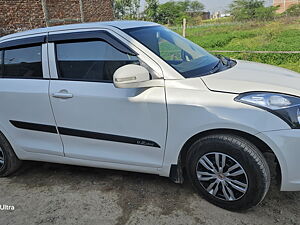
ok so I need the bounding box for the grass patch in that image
[171,17,300,72]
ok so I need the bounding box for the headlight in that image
[235,92,300,129]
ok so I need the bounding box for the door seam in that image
[46,40,66,156]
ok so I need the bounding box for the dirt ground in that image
[0,160,299,225]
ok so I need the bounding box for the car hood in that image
[201,60,300,96]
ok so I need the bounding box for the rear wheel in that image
[0,133,22,177]
[186,134,270,211]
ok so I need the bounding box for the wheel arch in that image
[0,125,22,159]
[177,128,282,184]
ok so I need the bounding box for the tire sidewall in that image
[0,143,8,175]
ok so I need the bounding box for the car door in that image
[47,30,167,168]
[0,36,64,156]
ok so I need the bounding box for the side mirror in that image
[113,64,164,88]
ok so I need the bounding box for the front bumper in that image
[256,129,300,191]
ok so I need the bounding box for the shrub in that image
[229,0,264,21]
[255,6,278,21]
[284,4,300,17]
[229,0,278,21]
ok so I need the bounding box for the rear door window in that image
[0,50,2,75]
[2,45,42,78]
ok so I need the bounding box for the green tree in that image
[113,0,140,19]
[177,0,190,12]
[188,0,205,20]
[157,1,189,25]
[255,6,278,21]
[113,0,125,19]
[145,0,159,22]
[229,0,264,21]
[157,2,180,25]
[189,1,205,13]
[132,0,141,18]
[156,0,204,25]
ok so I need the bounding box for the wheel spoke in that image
[213,181,220,196]
[227,178,248,188]
[215,153,220,171]
[200,156,217,173]
[227,169,244,177]
[207,179,218,194]
[225,183,236,200]
[0,148,4,167]
[225,164,239,174]
[199,177,216,181]
[221,182,230,200]
[197,171,216,181]
[226,180,247,193]
[220,154,226,173]
[197,171,215,176]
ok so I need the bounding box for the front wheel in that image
[186,134,270,211]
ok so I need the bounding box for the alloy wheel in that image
[0,147,5,170]
[196,152,248,201]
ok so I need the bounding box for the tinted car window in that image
[56,41,139,82]
[3,46,42,78]
[0,50,2,75]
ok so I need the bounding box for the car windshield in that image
[124,25,220,78]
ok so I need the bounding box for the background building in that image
[0,0,114,36]
[273,0,299,13]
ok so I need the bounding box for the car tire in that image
[186,134,270,211]
[0,132,22,177]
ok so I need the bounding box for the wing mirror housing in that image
[113,64,164,88]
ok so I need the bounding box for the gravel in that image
[0,160,299,225]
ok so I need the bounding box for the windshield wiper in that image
[216,55,236,68]
[209,59,223,74]
[208,55,237,75]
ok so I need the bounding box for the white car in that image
[0,21,299,211]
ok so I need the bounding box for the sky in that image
[140,0,274,13]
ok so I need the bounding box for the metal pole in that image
[41,0,50,27]
[182,18,186,38]
[79,0,85,23]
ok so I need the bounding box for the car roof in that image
[0,20,157,41]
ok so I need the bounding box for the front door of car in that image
[47,31,167,168]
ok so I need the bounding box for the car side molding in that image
[10,120,161,148]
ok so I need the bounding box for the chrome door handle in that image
[52,90,73,99]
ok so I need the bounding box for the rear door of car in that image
[0,35,64,156]
[47,29,168,168]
